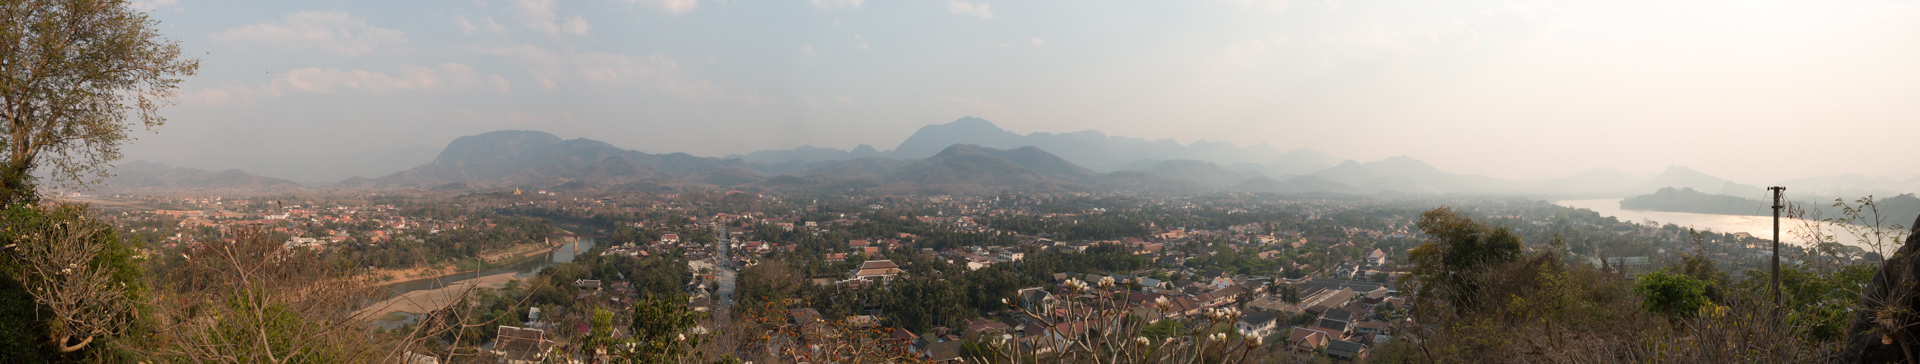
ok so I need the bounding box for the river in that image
[367,238,598,328]
[380,237,598,295]
[1555,199,1897,252]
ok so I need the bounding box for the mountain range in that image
[730,117,1342,175]
[96,161,306,193]
[104,117,1920,200]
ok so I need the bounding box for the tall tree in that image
[1403,207,1523,312]
[0,0,198,203]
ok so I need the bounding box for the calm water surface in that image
[1555,199,1893,252]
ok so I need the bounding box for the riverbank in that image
[355,272,519,322]
[363,243,551,284]
[1556,198,1894,251]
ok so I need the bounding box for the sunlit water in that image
[1555,199,1900,253]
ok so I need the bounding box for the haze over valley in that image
[106,116,1920,207]
[7,0,1920,362]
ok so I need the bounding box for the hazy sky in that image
[129,0,1920,183]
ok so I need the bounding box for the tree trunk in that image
[54,332,92,353]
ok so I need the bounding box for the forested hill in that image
[1619,187,1769,215]
[1621,188,1920,225]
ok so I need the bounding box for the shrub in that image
[1635,272,1709,316]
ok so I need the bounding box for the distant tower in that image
[514,188,522,195]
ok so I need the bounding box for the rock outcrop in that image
[1835,214,1920,363]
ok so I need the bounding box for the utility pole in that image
[1769,186,1785,322]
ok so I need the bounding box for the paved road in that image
[712,222,739,322]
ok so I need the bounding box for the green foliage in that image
[1741,263,1875,342]
[0,0,200,203]
[0,203,148,361]
[1139,319,1185,340]
[620,295,727,364]
[0,274,51,362]
[1277,284,1302,305]
[880,276,971,333]
[334,210,554,270]
[585,307,615,356]
[1405,207,1524,311]
[527,262,591,307]
[200,288,345,362]
[581,250,691,298]
[736,260,803,317]
[1634,272,1709,316]
[1182,245,1284,276]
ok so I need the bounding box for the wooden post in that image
[1769,186,1784,324]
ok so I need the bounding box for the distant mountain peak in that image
[887,118,1025,159]
[104,161,304,192]
[433,130,562,165]
[355,129,764,189]
[1007,145,1049,154]
[933,143,990,158]
[949,116,999,129]
[1627,165,1752,196]
[746,116,1336,173]
[1656,165,1706,175]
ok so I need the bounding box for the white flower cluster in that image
[1204,307,1240,321]
[1063,278,1088,292]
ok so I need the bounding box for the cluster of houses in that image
[100,198,479,250]
[1245,278,1405,360]
[776,307,967,363]
[911,267,1410,361]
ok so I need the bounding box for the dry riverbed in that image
[356,272,519,322]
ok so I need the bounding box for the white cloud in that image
[130,0,180,12]
[473,44,745,100]
[1204,38,1268,73]
[1222,0,1289,13]
[453,15,510,36]
[188,88,238,106]
[1029,37,1045,47]
[619,0,701,15]
[948,1,994,19]
[182,83,270,107]
[803,44,819,56]
[275,63,510,94]
[855,34,869,50]
[511,0,591,36]
[181,64,508,107]
[209,11,409,56]
[809,0,865,10]
[561,16,591,34]
[836,96,854,104]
